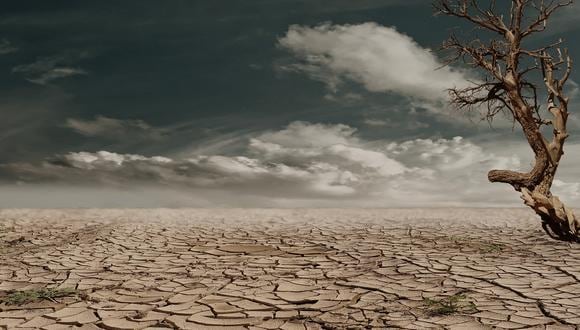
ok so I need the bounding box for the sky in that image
[0,0,579,208]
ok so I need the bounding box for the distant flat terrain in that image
[1,208,579,329]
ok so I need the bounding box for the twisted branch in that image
[436,0,578,241]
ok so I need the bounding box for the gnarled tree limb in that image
[435,0,578,242]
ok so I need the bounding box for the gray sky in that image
[1,0,579,208]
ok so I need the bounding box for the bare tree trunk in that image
[522,175,579,242]
[490,160,578,241]
[488,105,579,241]
[435,0,578,241]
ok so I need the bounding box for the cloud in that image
[278,23,472,102]
[65,116,163,140]
[248,122,407,178]
[12,53,88,85]
[553,179,580,200]
[252,121,359,149]
[28,68,87,85]
[363,118,429,130]
[0,39,18,55]
[4,121,573,208]
[1,151,360,198]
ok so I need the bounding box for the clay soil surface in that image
[1,208,580,329]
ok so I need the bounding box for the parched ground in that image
[1,209,580,330]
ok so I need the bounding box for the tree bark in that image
[435,0,578,241]
[488,105,579,241]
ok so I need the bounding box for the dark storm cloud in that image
[0,0,451,160]
[0,39,18,55]
[0,1,579,207]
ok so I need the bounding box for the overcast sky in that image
[1,0,579,208]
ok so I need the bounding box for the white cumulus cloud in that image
[3,121,571,208]
[278,22,472,102]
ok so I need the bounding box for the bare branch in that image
[522,0,574,37]
[436,0,578,241]
[434,0,510,34]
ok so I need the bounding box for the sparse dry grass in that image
[1,288,78,305]
[423,293,477,316]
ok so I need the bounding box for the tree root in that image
[520,188,580,242]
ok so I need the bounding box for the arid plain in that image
[1,208,580,329]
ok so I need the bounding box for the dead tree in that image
[435,0,579,241]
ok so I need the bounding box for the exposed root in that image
[521,188,580,242]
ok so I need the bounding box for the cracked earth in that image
[1,208,580,330]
